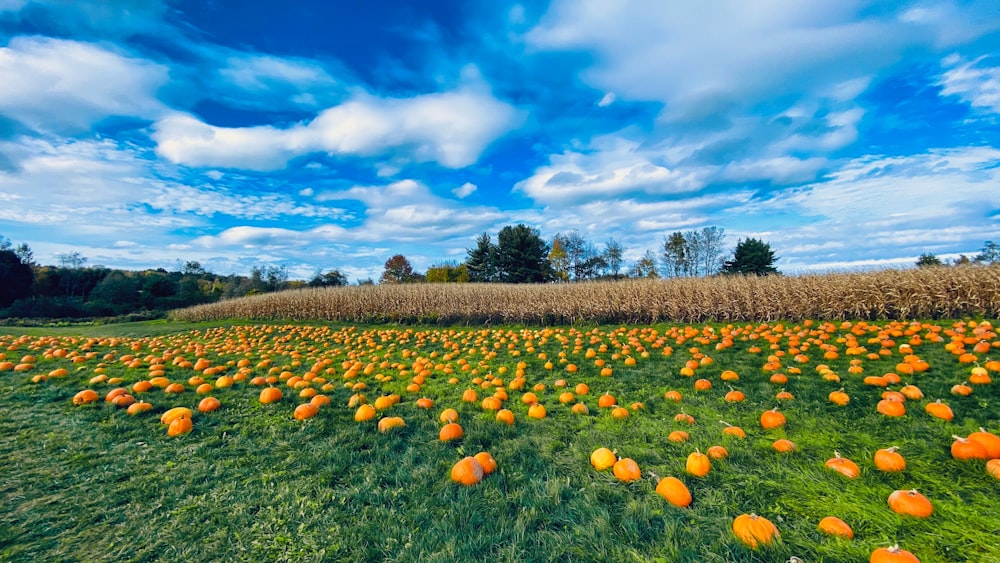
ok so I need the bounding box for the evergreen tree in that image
[494,224,553,283]
[721,238,779,276]
[916,253,943,268]
[466,232,498,282]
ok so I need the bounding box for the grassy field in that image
[1,319,999,562]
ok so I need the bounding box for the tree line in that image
[380,224,780,285]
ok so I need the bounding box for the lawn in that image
[1,319,998,562]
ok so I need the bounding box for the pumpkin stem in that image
[720,420,732,427]
[833,450,841,459]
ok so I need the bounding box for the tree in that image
[548,237,570,282]
[182,261,207,275]
[721,238,779,275]
[602,238,625,278]
[466,233,498,282]
[14,243,35,267]
[0,249,33,308]
[916,253,943,268]
[662,232,689,277]
[694,226,726,276]
[309,269,348,287]
[380,255,418,284]
[494,224,553,283]
[631,250,659,279]
[426,263,469,283]
[974,241,999,264]
[559,230,603,280]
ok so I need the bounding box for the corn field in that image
[169,265,1000,324]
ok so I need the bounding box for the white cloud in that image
[152,86,523,170]
[528,0,995,116]
[597,92,616,107]
[0,36,168,132]
[452,182,477,198]
[940,56,1000,114]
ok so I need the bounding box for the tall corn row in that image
[169,265,1000,324]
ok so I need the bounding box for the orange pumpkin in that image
[924,400,953,421]
[451,456,484,486]
[259,387,282,404]
[354,404,376,422]
[655,476,692,508]
[828,389,850,406]
[870,545,920,563]
[167,416,193,437]
[887,489,933,518]
[825,452,860,479]
[760,408,786,429]
[439,422,464,442]
[951,435,988,460]
[876,398,906,417]
[707,445,729,459]
[377,416,405,432]
[873,447,906,472]
[686,450,711,477]
[612,457,641,482]
[817,516,853,539]
[987,459,1000,480]
[473,452,497,475]
[731,513,780,549]
[772,439,796,453]
[967,428,1000,458]
[495,408,515,425]
[197,396,222,413]
[294,403,319,420]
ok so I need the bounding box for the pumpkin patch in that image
[2,318,999,561]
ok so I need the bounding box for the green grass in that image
[1,320,998,562]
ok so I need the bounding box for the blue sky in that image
[0,0,998,282]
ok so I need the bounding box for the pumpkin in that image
[197,396,222,413]
[461,389,478,403]
[590,447,617,471]
[613,457,641,482]
[457,452,492,478]
[160,406,193,425]
[675,412,695,425]
[496,409,515,425]
[775,390,794,401]
[686,450,711,477]
[598,393,617,408]
[694,378,712,391]
[439,408,459,423]
[521,392,539,405]
[528,403,547,419]
[817,516,853,539]
[772,439,796,453]
[105,388,128,403]
[899,385,924,400]
[415,397,434,409]
[707,445,729,459]
[825,452,860,479]
[724,389,745,402]
[72,389,99,405]
[664,390,683,402]
[873,446,906,472]
[439,422,464,442]
[354,404,376,422]
[951,382,973,396]
[721,421,746,439]
[310,394,331,408]
[967,428,1000,458]
[876,399,906,417]
[870,545,920,563]
[167,416,193,436]
[887,489,933,518]
[481,396,502,411]
[828,389,850,406]
[760,408,786,429]
[377,416,405,432]
[668,430,689,443]
[924,400,953,421]
[951,435,988,460]
[969,366,992,385]
[655,476,692,508]
[451,456,484,486]
[986,459,1000,480]
[731,513,780,549]
[259,387,282,404]
[294,403,319,420]
[571,402,590,415]
[127,401,153,415]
